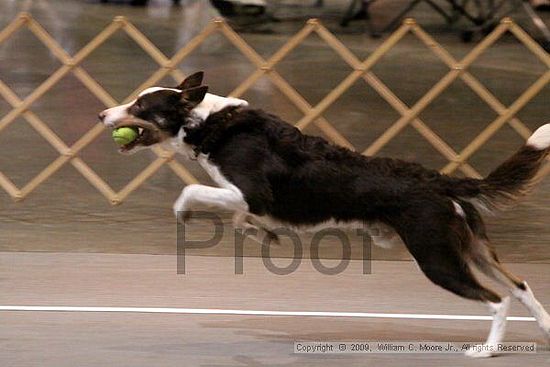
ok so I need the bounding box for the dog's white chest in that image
[164,128,195,160]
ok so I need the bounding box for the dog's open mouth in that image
[113,117,164,153]
[117,126,151,153]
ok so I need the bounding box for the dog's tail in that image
[448,123,550,213]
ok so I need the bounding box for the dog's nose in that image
[98,111,106,122]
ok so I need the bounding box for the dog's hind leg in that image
[461,201,550,341]
[419,249,510,358]
[413,253,510,358]
[471,241,550,341]
[390,200,508,357]
[512,282,550,341]
[417,258,510,358]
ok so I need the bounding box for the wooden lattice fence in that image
[0,13,548,204]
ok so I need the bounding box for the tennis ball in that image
[112,127,139,145]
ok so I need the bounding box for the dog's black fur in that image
[112,75,549,303]
[181,104,550,302]
[185,106,546,221]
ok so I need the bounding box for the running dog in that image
[99,71,550,357]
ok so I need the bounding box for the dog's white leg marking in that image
[486,298,510,346]
[173,184,248,221]
[526,123,550,150]
[465,297,510,358]
[512,282,550,339]
[174,155,249,221]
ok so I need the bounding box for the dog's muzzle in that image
[108,116,168,153]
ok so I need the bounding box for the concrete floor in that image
[0,0,549,366]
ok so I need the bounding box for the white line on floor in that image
[0,305,536,322]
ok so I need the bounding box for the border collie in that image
[99,71,550,357]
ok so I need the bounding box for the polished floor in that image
[0,0,549,366]
[2,253,550,366]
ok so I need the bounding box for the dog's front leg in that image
[173,184,248,223]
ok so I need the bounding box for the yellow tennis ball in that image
[112,127,139,145]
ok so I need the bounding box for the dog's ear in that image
[181,85,208,105]
[178,71,204,90]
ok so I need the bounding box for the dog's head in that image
[98,71,208,154]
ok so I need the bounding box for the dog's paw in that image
[173,198,192,224]
[175,210,194,224]
[173,192,195,224]
[264,229,280,245]
[464,345,496,358]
